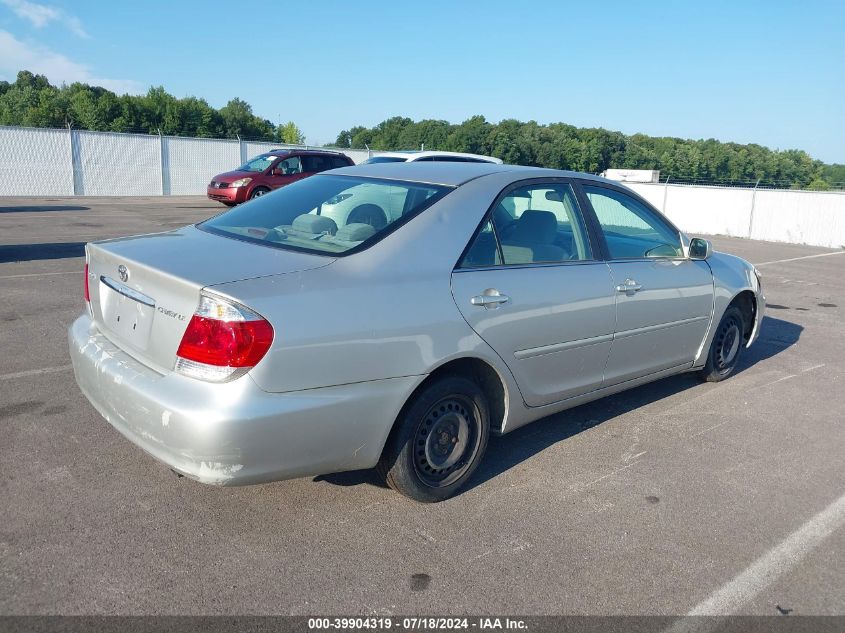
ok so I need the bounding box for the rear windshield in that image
[200,175,451,256]
[363,156,408,164]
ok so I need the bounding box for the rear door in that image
[578,182,714,385]
[451,180,616,407]
[302,154,334,175]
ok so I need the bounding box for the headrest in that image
[292,214,337,235]
[349,203,388,230]
[508,210,558,244]
[336,223,376,242]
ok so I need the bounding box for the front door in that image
[269,156,307,190]
[451,181,616,407]
[580,183,714,385]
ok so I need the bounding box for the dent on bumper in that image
[68,315,421,485]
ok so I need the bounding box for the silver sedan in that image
[69,163,765,502]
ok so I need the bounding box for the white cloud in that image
[0,0,88,38]
[0,30,143,94]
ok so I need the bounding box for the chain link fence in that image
[0,125,372,197]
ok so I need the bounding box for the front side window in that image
[275,156,302,175]
[201,175,450,256]
[583,185,682,259]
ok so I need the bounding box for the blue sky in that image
[1,0,843,162]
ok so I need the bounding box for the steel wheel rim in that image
[413,395,481,488]
[716,318,741,371]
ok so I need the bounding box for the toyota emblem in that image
[118,264,128,283]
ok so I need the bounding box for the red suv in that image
[207,149,354,205]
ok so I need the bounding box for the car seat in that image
[500,210,565,263]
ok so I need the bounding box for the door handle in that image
[471,289,510,308]
[616,278,643,293]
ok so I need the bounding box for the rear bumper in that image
[206,186,247,204]
[68,314,420,485]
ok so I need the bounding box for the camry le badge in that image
[117,264,128,282]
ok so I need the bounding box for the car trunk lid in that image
[87,225,332,373]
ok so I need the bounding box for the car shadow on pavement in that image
[0,205,89,213]
[315,316,803,495]
[0,242,86,263]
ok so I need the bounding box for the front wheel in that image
[249,187,270,200]
[377,375,490,503]
[700,306,745,382]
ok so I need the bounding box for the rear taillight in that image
[175,294,274,382]
[84,263,90,302]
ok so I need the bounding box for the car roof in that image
[328,161,617,187]
[369,150,502,163]
[264,148,348,157]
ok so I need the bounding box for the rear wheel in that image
[700,306,745,382]
[377,375,489,503]
[250,187,270,200]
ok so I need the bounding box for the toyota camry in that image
[69,162,765,502]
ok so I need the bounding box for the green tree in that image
[0,70,840,189]
[277,121,305,144]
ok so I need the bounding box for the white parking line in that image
[664,492,845,631]
[0,271,79,280]
[0,364,73,381]
[755,250,845,266]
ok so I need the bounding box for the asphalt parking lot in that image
[1,196,843,617]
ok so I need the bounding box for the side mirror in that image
[688,237,712,260]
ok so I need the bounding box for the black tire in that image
[700,306,745,382]
[250,187,270,200]
[377,375,490,503]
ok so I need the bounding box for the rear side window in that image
[331,156,351,168]
[430,156,490,163]
[459,182,592,267]
[582,185,682,259]
[363,156,408,164]
[302,155,334,173]
[201,175,451,256]
[459,219,502,268]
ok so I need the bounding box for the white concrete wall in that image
[624,182,845,248]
